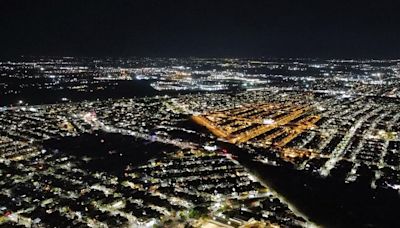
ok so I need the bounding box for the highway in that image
[78,114,197,150]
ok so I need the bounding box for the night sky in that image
[0,0,399,58]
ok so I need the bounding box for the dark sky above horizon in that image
[0,0,399,58]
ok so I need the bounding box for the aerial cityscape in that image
[1,57,400,227]
[1,0,400,227]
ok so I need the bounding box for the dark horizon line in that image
[1,54,400,61]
